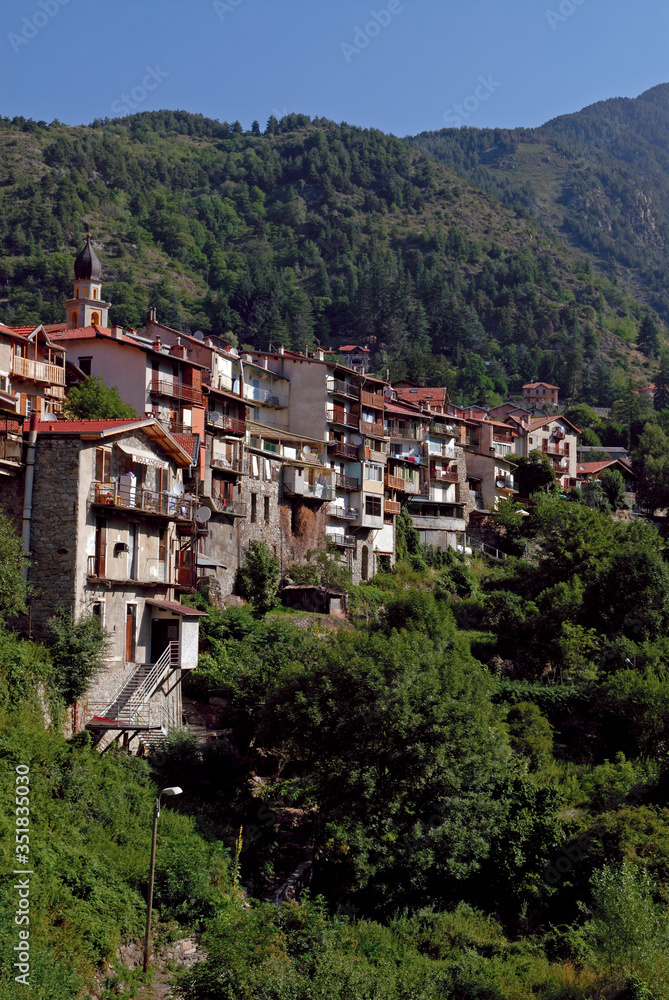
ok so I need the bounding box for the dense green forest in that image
[5,494,669,996]
[0,109,661,405]
[407,83,669,332]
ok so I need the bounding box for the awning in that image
[146,599,208,616]
[117,442,169,469]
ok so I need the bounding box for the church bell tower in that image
[64,235,111,329]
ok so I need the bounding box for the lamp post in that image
[143,786,182,974]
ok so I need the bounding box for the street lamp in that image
[143,786,183,974]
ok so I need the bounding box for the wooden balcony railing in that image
[327,407,358,428]
[384,499,401,515]
[360,389,384,409]
[430,469,459,484]
[12,355,66,385]
[384,473,405,491]
[360,419,385,437]
[328,441,359,460]
[150,379,203,405]
[0,433,22,464]
[335,472,359,491]
[89,481,195,520]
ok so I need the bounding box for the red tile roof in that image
[338,345,370,353]
[171,433,199,461]
[145,598,208,616]
[523,382,559,390]
[395,387,449,405]
[578,459,633,475]
[528,416,580,433]
[36,418,146,434]
[6,323,66,336]
[52,325,140,347]
[385,401,429,418]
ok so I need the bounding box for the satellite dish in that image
[352,435,363,446]
[193,330,204,341]
[42,411,58,422]
[302,445,311,455]
[195,506,211,523]
[172,482,185,497]
[229,347,239,357]
[209,410,221,424]
[496,478,506,488]
[384,387,393,398]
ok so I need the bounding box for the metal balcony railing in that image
[327,407,358,428]
[12,355,66,385]
[335,472,359,491]
[208,413,245,435]
[150,379,203,404]
[243,385,288,407]
[89,481,195,520]
[211,455,244,473]
[329,533,355,549]
[327,379,360,399]
[328,441,359,460]
[210,497,246,516]
[329,505,358,520]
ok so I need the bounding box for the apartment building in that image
[3,417,206,747]
[522,382,559,410]
[522,416,580,488]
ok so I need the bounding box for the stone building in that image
[2,417,207,747]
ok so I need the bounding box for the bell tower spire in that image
[64,235,111,329]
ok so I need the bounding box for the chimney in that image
[152,338,162,351]
[314,348,325,361]
[111,326,123,340]
[277,344,285,355]
[149,306,157,323]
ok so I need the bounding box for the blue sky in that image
[2,0,668,135]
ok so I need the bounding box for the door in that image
[151,619,179,663]
[125,604,137,662]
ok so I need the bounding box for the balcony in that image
[335,472,359,491]
[328,440,359,460]
[150,379,203,405]
[45,384,65,399]
[387,423,422,440]
[327,379,360,399]
[384,473,405,491]
[329,533,355,549]
[211,455,244,473]
[327,407,358,429]
[360,419,385,437]
[384,499,401,515]
[12,355,66,385]
[210,497,246,516]
[89,481,195,520]
[243,384,288,408]
[208,413,245,435]
[329,505,358,520]
[360,389,383,409]
[402,479,421,494]
[496,476,517,492]
[430,469,459,484]
[0,434,22,465]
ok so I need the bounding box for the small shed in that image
[281,585,348,617]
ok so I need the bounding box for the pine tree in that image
[638,315,661,358]
[654,352,669,411]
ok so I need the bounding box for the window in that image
[78,357,92,376]
[25,395,38,419]
[128,523,138,579]
[251,493,257,523]
[363,463,383,482]
[70,310,78,327]
[95,446,112,483]
[0,376,6,391]
[365,496,382,517]
[158,468,170,494]
[159,528,168,583]
[90,312,101,325]
[91,602,104,625]
[125,605,137,663]
[92,288,98,300]
[95,517,107,577]
[264,496,270,523]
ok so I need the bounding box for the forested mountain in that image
[407,83,669,332]
[0,108,661,406]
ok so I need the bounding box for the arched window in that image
[92,288,98,300]
[90,311,101,325]
[70,310,78,328]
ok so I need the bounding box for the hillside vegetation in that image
[0,109,661,405]
[407,83,669,335]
